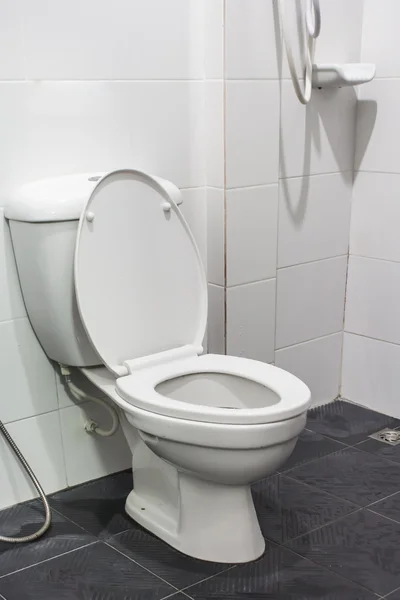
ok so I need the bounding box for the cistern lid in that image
[74,169,207,376]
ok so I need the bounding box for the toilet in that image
[5,169,311,564]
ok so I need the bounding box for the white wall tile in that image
[0,210,26,322]
[0,81,205,204]
[205,81,224,188]
[0,318,58,423]
[350,172,400,263]
[207,188,225,286]
[361,0,400,78]
[280,82,356,178]
[276,256,347,349]
[227,279,276,362]
[355,80,400,174]
[22,0,204,80]
[0,411,67,510]
[0,1,25,80]
[278,173,351,268]
[225,81,280,188]
[59,401,131,487]
[225,0,279,79]
[205,0,224,79]
[345,256,400,345]
[208,284,225,354]
[226,184,278,286]
[280,0,363,80]
[180,187,207,273]
[342,333,400,418]
[275,333,342,407]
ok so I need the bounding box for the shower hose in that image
[0,420,51,543]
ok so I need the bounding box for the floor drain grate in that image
[369,428,400,446]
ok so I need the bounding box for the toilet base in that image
[125,471,265,564]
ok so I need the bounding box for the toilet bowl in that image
[6,169,311,564]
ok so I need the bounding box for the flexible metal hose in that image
[0,420,51,543]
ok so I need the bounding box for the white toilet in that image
[5,169,311,564]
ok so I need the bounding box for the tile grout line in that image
[0,540,99,580]
[102,540,181,592]
[176,565,238,595]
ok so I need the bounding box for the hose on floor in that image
[0,420,51,543]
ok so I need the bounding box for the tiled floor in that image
[1,400,400,599]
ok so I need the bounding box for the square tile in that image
[275,334,342,408]
[0,500,95,577]
[0,318,57,424]
[345,256,400,345]
[357,437,400,465]
[307,399,400,445]
[0,210,26,323]
[59,401,132,487]
[276,256,347,349]
[204,0,223,79]
[287,509,400,596]
[1,412,67,510]
[205,82,224,188]
[108,527,231,590]
[49,470,135,538]
[0,541,176,600]
[225,0,279,79]
[227,279,276,363]
[278,173,352,268]
[206,188,224,286]
[252,474,357,544]
[226,185,278,286]
[341,334,400,419]
[280,82,356,178]
[370,491,400,524]
[280,428,346,473]
[225,81,280,188]
[185,542,376,599]
[289,447,400,507]
[362,0,400,78]
[207,284,225,355]
[22,0,204,80]
[350,172,400,263]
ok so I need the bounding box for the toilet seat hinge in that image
[121,344,203,375]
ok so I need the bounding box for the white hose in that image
[278,0,321,105]
[67,380,120,437]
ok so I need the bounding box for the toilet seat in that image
[116,354,311,425]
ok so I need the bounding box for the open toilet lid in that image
[74,169,207,376]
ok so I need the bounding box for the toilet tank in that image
[5,174,104,367]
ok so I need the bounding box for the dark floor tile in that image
[107,527,232,590]
[0,500,95,578]
[252,474,357,544]
[370,491,400,523]
[287,509,400,596]
[50,469,136,538]
[289,446,400,506]
[185,542,376,599]
[280,429,347,473]
[307,400,400,445]
[357,436,400,464]
[384,589,400,599]
[0,541,176,600]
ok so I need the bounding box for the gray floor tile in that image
[287,509,400,596]
[0,500,95,578]
[185,542,376,599]
[289,446,400,506]
[280,429,346,473]
[0,541,176,600]
[107,527,232,590]
[252,474,357,543]
[357,436,400,464]
[370,491,400,523]
[307,400,400,445]
[49,469,135,538]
